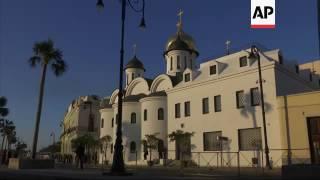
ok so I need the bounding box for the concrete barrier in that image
[8,158,54,169]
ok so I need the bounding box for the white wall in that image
[140,96,168,161]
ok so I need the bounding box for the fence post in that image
[261,149,264,174]
[216,152,219,168]
[198,152,200,168]
[221,151,223,167]
[136,151,138,167]
[237,151,240,177]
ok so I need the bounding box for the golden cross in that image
[133,44,137,56]
[225,40,231,55]
[178,9,184,25]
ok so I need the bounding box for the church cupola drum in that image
[125,44,145,88]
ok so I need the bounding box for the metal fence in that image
[166,148,311,168]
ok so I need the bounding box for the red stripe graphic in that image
[251,24,275,29]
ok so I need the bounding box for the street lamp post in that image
[248,45,271,170]
[96,0,146,174]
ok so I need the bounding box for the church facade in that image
[97,17,320,167]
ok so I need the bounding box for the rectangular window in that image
[203,131,222,151]
[202,98,209,114]
[101,118,104,128]
[111,118,114,127]
[209,65,217,75]
[184,73,190,82]
[184,101,190,117]
[214,95,221,112]
[175,103,181,118]
[236,90,245,108]
[170,57,173,70]
[250,87,260,106]
[238,128,262,151]
[239,56,248,67]
[177,56,181,69]
[144,109,147,121]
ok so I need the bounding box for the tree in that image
[99,135,112,164]
[71,134,98,164]
[142,133,160,166]
[0,120,15,152]
[39,142,61,154]
[28,39,67,159]
[1,121,16,163]
[15,140,28,158]
[168,130,195,161]
[0,96,9,152]
[0,96,9,117]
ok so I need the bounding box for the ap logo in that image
[251,0,275,29]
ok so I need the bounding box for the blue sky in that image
[0,0,319,149]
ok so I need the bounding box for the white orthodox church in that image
[61,12,320,168]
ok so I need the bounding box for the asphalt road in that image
[0,166,283,180]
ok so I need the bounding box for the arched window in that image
[132,73,135,80]
[126,74,128,85]
[111,118,114,128]
[101,118,104,128]
[131,113,136,124]
[144,109,147,121]
[130,141,136,153]
[177,55,181,69]
[158,108,164,120]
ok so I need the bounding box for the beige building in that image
[60,95,101,155]
[96,14,320,167]
[277,91,320,165]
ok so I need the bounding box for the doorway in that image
[307,117,320,164]
[175,136,191,160]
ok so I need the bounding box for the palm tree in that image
[0,96,9,117]
[28,39,67,159]
[0,120,16,163]
[0,120,14,152]
[142,133,160,166]
[0,96,9,153]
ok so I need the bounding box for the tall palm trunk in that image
[1,135,6,151]
[31,64,47,159]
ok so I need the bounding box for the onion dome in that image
[166,31,197,52]
[164,13,199,56]
[125,55,145,71]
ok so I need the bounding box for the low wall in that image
[8,158,54,169]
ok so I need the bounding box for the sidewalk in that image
[0,164,282,180]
